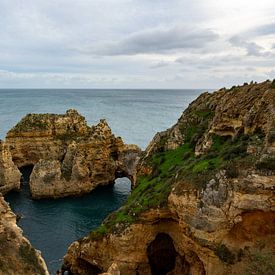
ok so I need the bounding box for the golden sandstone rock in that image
[5,110,141,199]
[0,195,48,275]
[63,81,275,275]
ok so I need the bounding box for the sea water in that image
[1,89,203,274]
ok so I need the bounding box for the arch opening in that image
[19,165,34,186]
[113,177,132,194]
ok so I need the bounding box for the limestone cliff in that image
[5,110,141,199]
[0,140,21,194]
[63,80,275,275]
[0,195,49,275]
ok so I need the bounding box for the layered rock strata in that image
[0,140,21,194]
[5,109,141,199]
[64,80,275,274]
[0,195,49,275]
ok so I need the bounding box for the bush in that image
[246,250,275,275]
[268,130,275,143]
[225,163,239,178]
[215,244,235,264]
[256,156,275,170]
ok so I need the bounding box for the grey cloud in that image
[79,26,219,56]
[149,61,171,69]
[229,36,269,56]
[251,22,275,36]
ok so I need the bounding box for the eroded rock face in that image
[63,81,275,274]
[0,140,21,194]
[5,110,141,199]
[0,195,49,275]
[6,109,90,167]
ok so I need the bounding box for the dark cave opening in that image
[19,165,34,186]
[19,164,34,185]
[147,233,177,275]
[74,258,102,275]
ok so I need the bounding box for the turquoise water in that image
[1,89,203,274]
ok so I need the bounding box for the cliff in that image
[0,140,21,194]
[63,80,275,274]
[0,195,49,275]
[5,110,141,199]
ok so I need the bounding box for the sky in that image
[0,0,275,89]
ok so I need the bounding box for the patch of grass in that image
[194,109,213,119]
[90,128,266,238]
[152,143,192,176]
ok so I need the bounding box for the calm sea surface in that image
[1,89,203,274]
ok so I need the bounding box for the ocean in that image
[1,89,203,274]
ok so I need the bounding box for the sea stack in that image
[5,109,141,199]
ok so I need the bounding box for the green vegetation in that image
[268,130,275,143]
[271,79,275,89]
[90,112,265,237]
[245,250,275,275]
[215,244,235,264]
[256,155,275,171]
[11,115,51,133]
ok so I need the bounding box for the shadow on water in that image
[5,176,131,274]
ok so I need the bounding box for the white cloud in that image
[0,0,275,88]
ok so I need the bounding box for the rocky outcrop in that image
[6,109,90,168]
[0,140,21,194]
[0,195,49,275]
[63,80,275,274]
[5,110,141,199]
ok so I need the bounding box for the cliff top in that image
[6,109,90,138]
[90,79,275,238]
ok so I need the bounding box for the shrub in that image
[256,156,275,170]
[268,130,275,143]
[246,250,275,275]
[225,163,239,178]
[215,244,235,264]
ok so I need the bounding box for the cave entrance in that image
[19,165,34,186]
[74,258,102,275]
[147,233,177,275]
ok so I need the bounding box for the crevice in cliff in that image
[19,165,34,187]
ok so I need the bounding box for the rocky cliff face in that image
[5,109,141,199]
[0,195,49,275]
[64,80,275,275]
[0,140,21,194]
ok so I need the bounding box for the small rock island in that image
[0,80,274,275]
[4,109,141,199]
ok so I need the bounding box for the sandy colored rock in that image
[0,140,21,194]
[0,195,49,275]
[63,81,275,275]
[5,110,141,199]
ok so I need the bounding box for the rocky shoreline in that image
[0,80,274,274]
[63,80,275,274]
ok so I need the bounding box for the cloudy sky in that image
[0,0,275,88]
